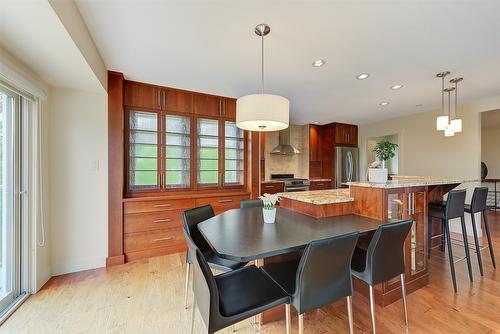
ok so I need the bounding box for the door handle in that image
[157,91,161,107]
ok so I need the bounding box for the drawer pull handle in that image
[315,183,324,186]
[264,185,275,188]
[153,204,172,208]
[153,237,173,242]
[153,218,172,223]
[218,199,233,203]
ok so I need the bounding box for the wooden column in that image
[106,71,125,266]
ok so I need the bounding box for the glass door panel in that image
[410,191,427,276]
[0,88,18,313]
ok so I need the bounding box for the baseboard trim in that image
[106,254,125,267]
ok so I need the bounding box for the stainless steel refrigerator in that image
[334,147,359,188]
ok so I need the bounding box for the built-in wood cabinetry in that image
[308,122,358,188]
[309,180,331,190]
[333,123,358,146]
[260,182,284,196]
[108,72,259,265]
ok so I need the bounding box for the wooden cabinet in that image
[223,98,236,119]
[261,182,284,196]
[123,192,250,261]
[194,94,222,117]
[334,123,358,146]
[309,125,321,162]
[162,88,193,113]
[309,180,332,190]
[124,81,162,110]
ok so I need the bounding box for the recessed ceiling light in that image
[391,84,403,90]
[379,101,390,106]
[356,73,370,80]
[313,121,319,124]
[312,60,326,67]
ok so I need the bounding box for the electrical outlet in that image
[91,159,100,171]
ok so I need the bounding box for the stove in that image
[270,174,310,192]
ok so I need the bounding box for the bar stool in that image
[466,187,496,275]
[240,199,264,208]
[428,189,472,293]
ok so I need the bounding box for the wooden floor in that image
[2,212,500,334]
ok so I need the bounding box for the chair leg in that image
[369,285,376,334]
[460,216,474,282]
[440,219,445,252]
[190,299,197,334]
[346,296,354,334]
[400,274,408,327]
[184,263,191,309]
[428,215,432,258]
[285,304,291,334]
[298,313,304,334]
[470,212,484,276]
[444,221,458,293]
[483,211,496,268]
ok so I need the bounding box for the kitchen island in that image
[279,176,474,306]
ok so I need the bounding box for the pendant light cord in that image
[261,31,265,94]
[441,76,445,116]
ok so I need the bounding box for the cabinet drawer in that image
[124,228,184,253]
[309,181,331,190]
[261,182,284,195]
[195,194,250,212]
[124,210,183,233]
[124,198,196,214]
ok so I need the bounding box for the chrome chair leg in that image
[190,299,197,334]
[184,263,191,309]
[285,304,291,334]
[298,313,304,334]
[400,274,408,327]
[369,285,376,334]
[346,296,354,334]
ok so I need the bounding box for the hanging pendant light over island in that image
[236,24,289,132]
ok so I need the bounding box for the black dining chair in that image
[182,205,247,309]
[350,220,413,334]
[262,232,360,334]
[428,189,472,292]
[240,199,264,208]
[185,228,290,334]
[466,187,496,275]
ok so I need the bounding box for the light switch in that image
[91,159,100,171]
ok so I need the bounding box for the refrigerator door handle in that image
[346,151,353,182]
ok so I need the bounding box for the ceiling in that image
[0,1,103,93]
[76,0,500,125]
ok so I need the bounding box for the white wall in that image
[49,87,107,275]
[481,125,500,179]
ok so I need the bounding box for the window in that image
[129,111,158,190]
[197,118,219,186]
[165,115,190,188]
[224,121,244,185]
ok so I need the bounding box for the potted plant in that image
[259,193,280,224]
[369,140,398,183]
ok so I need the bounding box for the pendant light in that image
[436,71,450,131]
[449,77,463,133]
[236,24,289,132]
[443,87,456,137]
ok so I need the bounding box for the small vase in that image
[262,207,277,224]
[381,160,387,169]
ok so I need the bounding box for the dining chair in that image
[184,228,290,334]
[350,220,413,334]
[182,205,247,309]
[240,199,264,208]
[262,232,360,334]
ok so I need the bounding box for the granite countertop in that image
[278,189,353,205]
[309,178,332,182]
[347,176,478,189]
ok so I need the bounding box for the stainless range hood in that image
[270,127,301,155]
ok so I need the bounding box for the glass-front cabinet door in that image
[407,189,427,279]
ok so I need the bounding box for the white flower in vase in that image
[258,193,280,223]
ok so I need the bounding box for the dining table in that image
[197,206,390,263]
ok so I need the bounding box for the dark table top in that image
[198,207,390,262]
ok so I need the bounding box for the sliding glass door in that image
[0,86,26,315]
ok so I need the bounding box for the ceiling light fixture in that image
[379,101,390,106]
[436,71,451,131]
[391,84,404,90]
[436,71,464,136]
[236,24,289,132]
[443,87,456,137]
[312,60,326,67]
[356,73,370,80]
[449,77,463,133]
